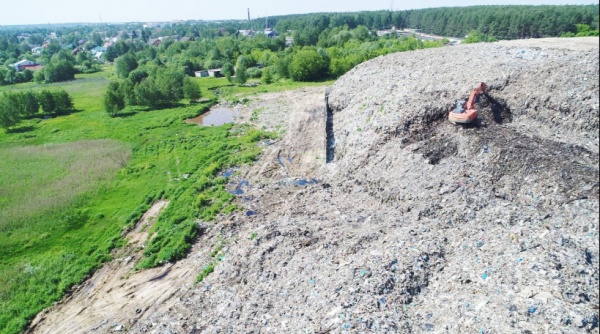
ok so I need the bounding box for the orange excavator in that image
[448,82,487,124]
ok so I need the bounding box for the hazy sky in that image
[1,0,598,25]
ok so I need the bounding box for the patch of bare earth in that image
[28,200,172,334]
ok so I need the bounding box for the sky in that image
[0,0,598,26]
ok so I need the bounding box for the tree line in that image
[0,90,73,131]
[104,26,443,83]
[265,4,598,39]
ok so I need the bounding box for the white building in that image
[11,59,39,71]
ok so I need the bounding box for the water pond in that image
[186,107,239,126]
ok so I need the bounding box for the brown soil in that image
[27,200,170,334]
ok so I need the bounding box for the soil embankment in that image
[30,37,599,333]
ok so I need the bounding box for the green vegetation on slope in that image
[0,68,280,334]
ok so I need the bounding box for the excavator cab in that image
[452,99,466,114]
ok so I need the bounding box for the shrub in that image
[183,77,201,102]
[104,81,125,117]
[289,49,329,81]
[246,67,262,79]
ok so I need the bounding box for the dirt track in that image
[28,200,171,333]
[29,37,599,333]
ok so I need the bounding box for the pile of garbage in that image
[138,39,599,333]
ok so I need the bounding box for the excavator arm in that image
[465,82,488,110]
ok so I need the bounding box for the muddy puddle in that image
[227,180,250,195]
[220,168,237,178]
[280,178,320,187]
[186,107,239,126]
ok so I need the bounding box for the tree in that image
[234,55,248,84]
[91,32,103,47]
[42,40,61,58]
[235,62,248,84]
[128,68,148,84]
[246,67,262,79]
[0,94,20,131]
[289,49,329,81]
[20,91,39,117]
[275,54,291,79]
[119,80,137,105]
[76,51,89,65]
[133,68,184,108]
[352,25,371,42]
[19,69,33,83]
[575,23,599,36]
[222,61,234,82]
[38,90,56,115]
[261,66,274,84]
[1,66,18,85]
[43,60,76,83]
[33,70,44,83]
[134,77,162,108]
[104,81,125,116]
[183,77,201,103]
[142,28,152,42]
[4,93,24,117]
[157,68,185,103]
[53,90,73,114]
[115,52,138,79]
[103,46,119,62]
[28,34,44,45]
[114,40,130,57]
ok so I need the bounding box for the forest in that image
[266,5,599,40]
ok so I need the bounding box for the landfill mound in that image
[30,38,599,334]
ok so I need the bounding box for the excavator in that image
[448,82,487,124]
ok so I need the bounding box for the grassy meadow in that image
[0,68,323,333]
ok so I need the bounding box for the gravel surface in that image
[30,37,599,334]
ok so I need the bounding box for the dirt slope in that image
[29,37,599,334]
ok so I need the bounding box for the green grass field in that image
[0,68,326,333]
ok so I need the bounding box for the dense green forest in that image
[262,5,599,39]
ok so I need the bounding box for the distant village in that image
[10,22,460,74]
